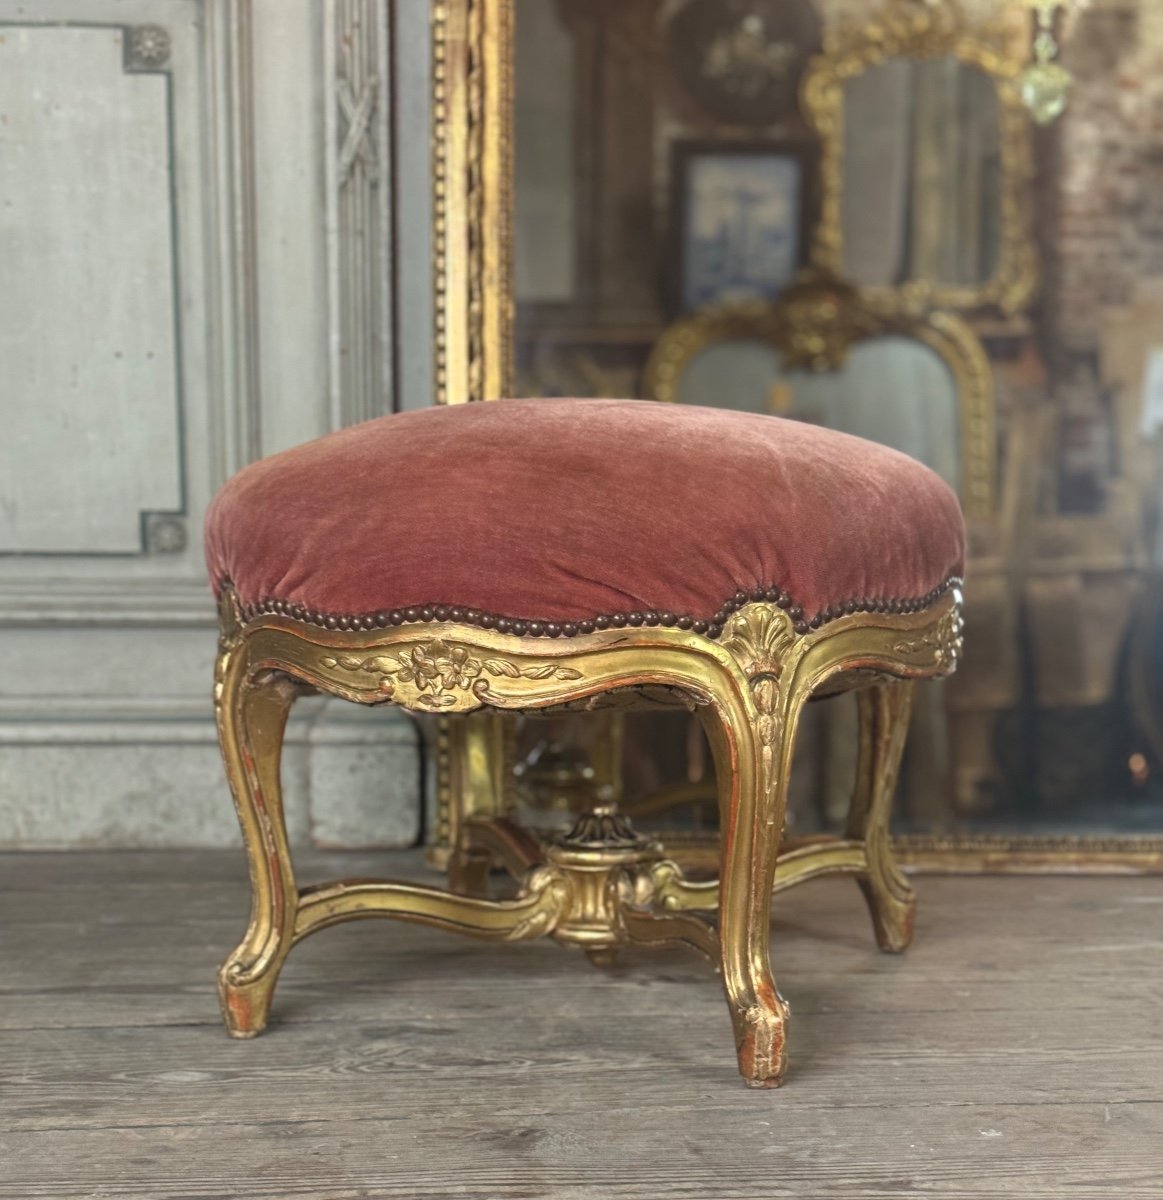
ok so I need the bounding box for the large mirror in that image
[432,0,1163,873]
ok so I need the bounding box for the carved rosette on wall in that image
[124,24,172,73]
[143,514,188,555]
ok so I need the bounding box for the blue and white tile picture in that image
[682,154,802,311]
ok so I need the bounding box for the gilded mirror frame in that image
[429,0,515,866]
[429,0,1163,875]
[800,0,1039,316]
[431,0,514,411]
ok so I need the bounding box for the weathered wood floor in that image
[2,851,1161,1199]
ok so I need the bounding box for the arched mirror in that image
[644,281,995,519]
[801,0,1037,314]
[672,334,962,493]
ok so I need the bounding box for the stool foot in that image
[449,816,544,896]
[734,992,791,1088]
[218,966,281,1038]
[859,877,917,954]
[447,846,493,897]
[585,947,620,969]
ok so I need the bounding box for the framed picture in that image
[670,139,817,313]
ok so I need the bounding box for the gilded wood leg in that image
[704,681,799,1089]
[215,652,300,1038]
[848,682,917,953]
[430,713,509,870]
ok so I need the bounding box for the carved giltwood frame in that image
[430,0,1163,873]
[215,585,961,1086]
[431,0,514,407]
[642,279,997,521]
[428,0,516,862]
[800,0,1038,315]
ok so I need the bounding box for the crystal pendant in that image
[1020,61,1073,125]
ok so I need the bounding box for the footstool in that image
[205,397,965,1087]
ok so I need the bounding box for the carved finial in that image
[560,804,650,850]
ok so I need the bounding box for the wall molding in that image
[0,20,188,558]
[0,579,214,625]
[0,0,261,625]
[323,0,394,427]
[0,1,419,849]
[0,694,421,850]
[204,0,263,484]
[0,693,417,743]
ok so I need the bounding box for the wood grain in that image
[1,851,1161,1198]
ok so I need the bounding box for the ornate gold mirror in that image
[801,0,1038,313]
[430,0,1163,876]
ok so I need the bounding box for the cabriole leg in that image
[705,683,800,1088]
[215,644,300,1038]
[848,682,917,952]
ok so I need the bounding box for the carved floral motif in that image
[821,0,1010,63]
[893,608,964,674]
[322,639,582,708]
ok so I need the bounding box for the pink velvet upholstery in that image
[206,398,965,632]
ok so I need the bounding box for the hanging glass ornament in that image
[1018,0,1087,124]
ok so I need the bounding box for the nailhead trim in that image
[230,576,963,641]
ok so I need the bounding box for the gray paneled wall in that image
[0,0,425,847]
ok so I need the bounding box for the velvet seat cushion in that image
[206,398,965,635]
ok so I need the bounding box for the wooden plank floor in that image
[1,851,1161,1199]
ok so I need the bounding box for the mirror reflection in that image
[842,59,1002,289]
[675,336,961,492]
[509,0,1163,859]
